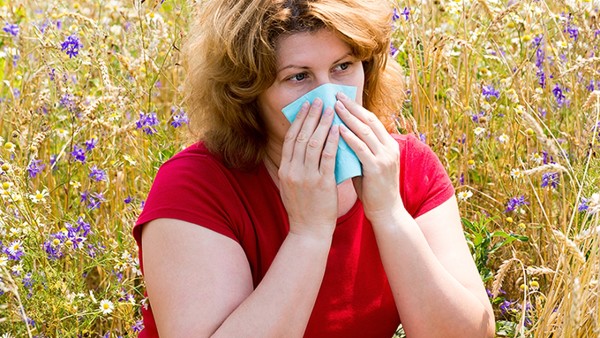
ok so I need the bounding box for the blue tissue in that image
[281,83,362,185]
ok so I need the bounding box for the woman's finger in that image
[336,92,391,145]
[291,98,323,167]
[281,101,310,165]
[335,99,382,154]
[339,124,376,165]
[319,125,340,176]
[304,107,335,171]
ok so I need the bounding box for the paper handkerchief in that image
[281,83,362,184]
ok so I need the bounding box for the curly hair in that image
[183,0,405,169]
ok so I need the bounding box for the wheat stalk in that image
[527,266,556,276]
[492,258,517,298]
[553,229,586,265]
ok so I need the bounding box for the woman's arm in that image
[335,93,494,337]
[142,218,332,337]
[369,197,495,337]
[143,99,341,337]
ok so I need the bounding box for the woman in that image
[133,0,495,337]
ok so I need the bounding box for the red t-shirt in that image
[133,134,454,337]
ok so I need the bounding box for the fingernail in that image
[301,101,309,110]
[337,92,348,100]
[313,98,322,107]
[340,124,349,133]
[324,107,333,116]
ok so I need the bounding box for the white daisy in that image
[29,189,49,204]
[99,299,114,315]
[457,190,473,201]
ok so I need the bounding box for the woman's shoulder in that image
[392,133,455,218]
[391,133,430,158]
[156,142,231,181]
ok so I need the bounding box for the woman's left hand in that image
[335,92,404,224]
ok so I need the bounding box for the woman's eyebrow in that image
[276,52,353,73]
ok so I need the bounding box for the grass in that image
[0,0,598,336]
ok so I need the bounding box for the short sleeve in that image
[133,149,244,245]
[396,134,455,218]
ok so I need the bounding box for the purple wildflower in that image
[499,300,514,315]
[552,83,567,107]
[43,238,63,260]
[48,68,56,81]
[392,8,401,21]
[390,43,398,57]
[89,165,107,182]
[124,196,132,204]
[542,150,555,165]
[471,111,486,123]
[27,159,46,178]
[84,138,97,151]
[532,35,546,88]
[170,110,189,128]
[36,19,51,34]
[59,93,77,112]
[578,197,589,212]
[88,192,106,210]
[50,154,58,169]
[401,7,410,21]
[536,68,546,89]
[535,48,545,69]
[87,243,98,258]
[70,145,86,163]
[3,23,19,37]
[61,35,83,58]
[136,112,160,135]
[25,317,35,328]
[564,18,579,41]
[505,195,529,213]
[75,216,91,237]
[132,320,144,333]
[23,272,33,289]
[4,240,25,261]
[587,80,595,92]
[482,84,500,100]
[541,172,560,189]
[80,190,89,203]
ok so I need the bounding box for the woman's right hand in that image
[278,98,340,241]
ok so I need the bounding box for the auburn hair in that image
[183,0,405,169]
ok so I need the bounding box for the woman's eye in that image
[334,62,351,72]
[289,73,307,82]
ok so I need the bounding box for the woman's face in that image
[257,29,365,151]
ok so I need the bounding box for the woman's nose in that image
[313,73,340,90]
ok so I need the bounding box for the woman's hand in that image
[335,92,404,225]
[278,98,340,240]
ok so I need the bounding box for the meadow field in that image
[0,0,598,336]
